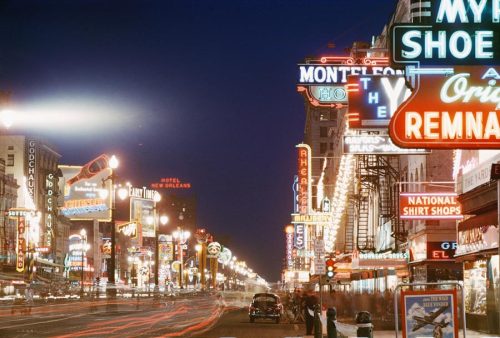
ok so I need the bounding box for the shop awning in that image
[458,209,498,231]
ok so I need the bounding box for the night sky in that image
[0,0,397,281]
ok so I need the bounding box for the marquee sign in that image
[343,135,429,155]
[399,192,463,220]
[391,0,499,66]
[346,75,411,129]
[296,144,311,215]
[389,66,500,149]
[296,56,401,107]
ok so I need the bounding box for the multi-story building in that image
[0,158,18,269]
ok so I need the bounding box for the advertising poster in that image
[402,289,459,338]
[130,198,155,238]
[59,156,112,221]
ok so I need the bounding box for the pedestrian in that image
[303,290,319,335]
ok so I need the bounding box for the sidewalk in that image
[304,331,499,338]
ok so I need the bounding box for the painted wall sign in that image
[296,144,311,215]
[391,0,499,65]
[294,223,305,250]
[343,135,429,155]
[401,289,459,338]
[399,192,463,220]
[389,66,500,149]
[346,75,411,129]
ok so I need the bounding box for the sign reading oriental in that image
[399,192,463,220]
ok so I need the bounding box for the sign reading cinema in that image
[399,192,463,220]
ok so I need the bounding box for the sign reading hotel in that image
[150,177,192,190]
[343,135,429,155]
[296,144,311,215]
[401,289,459,338]
[297,56,402,107]
[391,0,498,66]
[399,192,463,220]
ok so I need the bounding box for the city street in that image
[0,294,226,338]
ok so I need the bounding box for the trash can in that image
[355,311,373,338]
[326,307,337,338]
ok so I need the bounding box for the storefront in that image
[455,215,499,333]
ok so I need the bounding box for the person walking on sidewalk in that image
[303,290,319,335]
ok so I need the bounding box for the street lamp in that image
[80,229,87,299]
[0,108,14,129]
[172,228,190,289]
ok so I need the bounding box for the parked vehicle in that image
[248,293,282,323]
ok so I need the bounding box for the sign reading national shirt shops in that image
[391,0,499,65]
[399,192,463,220]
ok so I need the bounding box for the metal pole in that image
[81,236,84,298]
[154,211,159,287]
[179,236,184,289]
[108,173,116,296]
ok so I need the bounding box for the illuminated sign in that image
[130,198,155,238]
[26,139,36,205]
[45,173,55,249]
[292,175,299,213]
[296,56,401,107]
[391,0,499,65]
[346,75,411,129]
[35,246,50,254]
[427,241,457,259]
[60,157,112,221]
[296,144,311,214]
[352,250,408,269]
[286,228,294,269]
[399,192,463,220]
[128,186,157,200]
[294,223,305,250]
[456,224,498,255]
[291,213,332,224]
[118,222,138,238]
[16,216,26,272]
[389,66,500,149]
[150,177,191,189]
[343,135,429,155]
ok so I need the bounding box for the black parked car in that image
[248,293,282,323]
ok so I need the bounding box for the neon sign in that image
[346,75,411,129]
[389,66,500,149]
[399,192,463,220]
[391,0,499,65]
[26,139,36,204]
[427,241,457,259]
[296,144,311,214]
[343,135,429,155]
[16,217,26,272]
[294,223,305,250]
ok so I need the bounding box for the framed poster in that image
[401,289,459,338]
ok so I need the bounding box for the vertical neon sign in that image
[296,144,311,214]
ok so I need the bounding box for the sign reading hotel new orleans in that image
[297,56,402,107]
[389,0,499,149]
[296,144,311,215]
[401,289,459,338]
[399,192,463,220]
[150,177,192,190]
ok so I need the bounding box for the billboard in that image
[130,198,155,238]
[59,154,112,221]
[401,289,459,338]
[399,192,463,220]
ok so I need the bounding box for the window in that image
[329,143,334,150]
[7,154,14,166]
[320,127,328,138]
[319,112,329,121]
[7,146,13,150]
[320,143,327,154]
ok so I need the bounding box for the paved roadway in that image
[0,294,227,337]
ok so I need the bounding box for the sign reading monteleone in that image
[297,56,402,107]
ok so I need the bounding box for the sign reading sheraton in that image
[399,193,463,220]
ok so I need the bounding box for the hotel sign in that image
[399,192,463,220]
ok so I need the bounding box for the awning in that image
[458,209,497,231]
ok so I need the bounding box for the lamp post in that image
[105,155,119,297]
[80,229,87,299]
[172,228,190,289]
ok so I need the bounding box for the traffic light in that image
[325,258,335,280]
